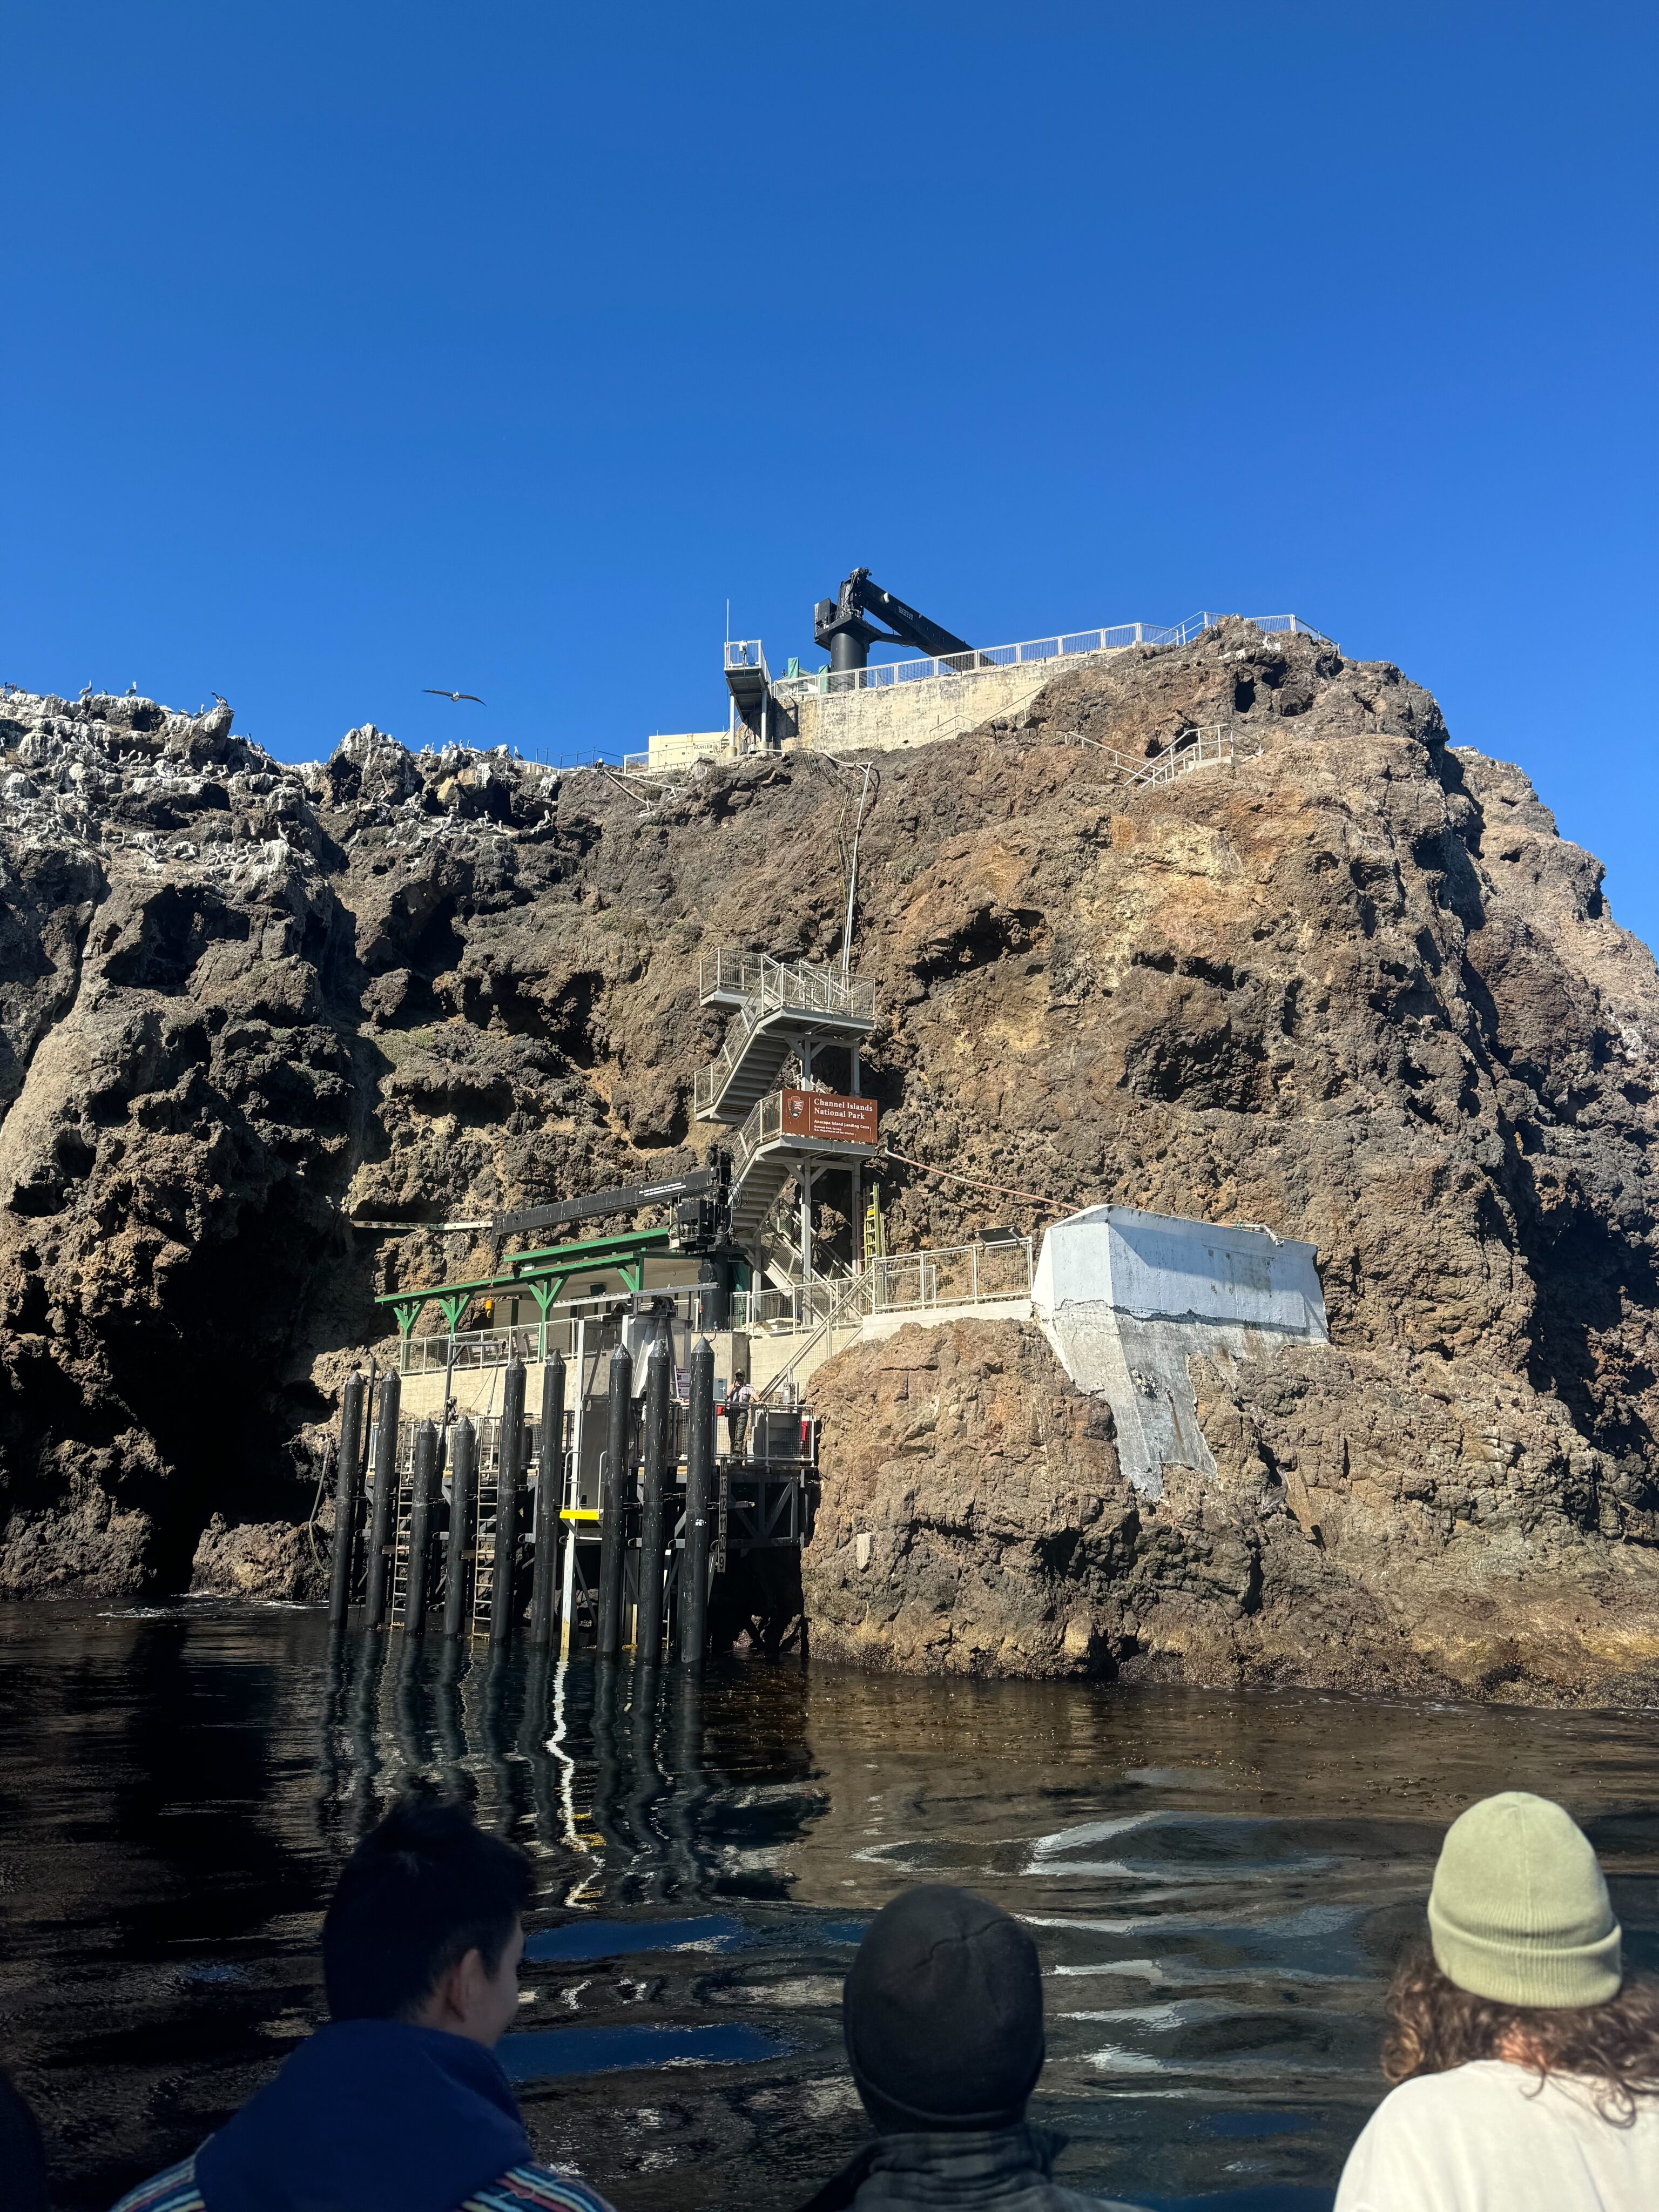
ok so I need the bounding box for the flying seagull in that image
[424,689,486,705]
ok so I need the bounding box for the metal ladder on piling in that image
[470,1467,498,1640]
[388,1463,415,1627]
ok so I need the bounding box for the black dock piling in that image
[596,1344,632,1659]
[529,1352,566,1647]
[404,1419,439,1635]
[328,1368,366,1630]
[364,1371,401,1630]
[636,1337,671,1664]
[680,1338,715,1666]
[443,1417,476,1637]
[491,1357,527,1647]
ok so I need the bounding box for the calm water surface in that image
[1,1601,1656,2211]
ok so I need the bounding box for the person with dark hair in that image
[110,1795,614,2212]
[0,2063,51,2212]
[1337,1791,1659,2209]
[799,1884,1139,2212]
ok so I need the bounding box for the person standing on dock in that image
[725,1375,753,1463]
[108,1797,615,2212]
[1336,1791,1659,2210]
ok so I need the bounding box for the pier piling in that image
[491,1358,527,1648]
[404,1419,439,1635]
[364,1371,401,1629]
[443,1417,476,1637]
[596,1344,632,1659]
[328,1368,365,1630]
[636,1337,671,1664]
[680,1338,714,1665]
[529,1352,566,1646]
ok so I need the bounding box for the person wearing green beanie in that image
[1336,1791,1659,2210]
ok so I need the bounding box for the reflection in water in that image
[0,1601,1655,2212]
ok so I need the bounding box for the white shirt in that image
[1336,2060,1659,2212]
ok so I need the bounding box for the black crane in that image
[813,568,976,693]
[491,1156,732,1255]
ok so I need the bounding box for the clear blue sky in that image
[6,5,1657,939]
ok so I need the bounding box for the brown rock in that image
[190,1512,328,1602]
[1,626,1656,1702]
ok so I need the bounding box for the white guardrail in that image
[696,952,878,1118]
[733,1236,1036,1337]
[395,1236,1035,1373]
[768,614,1328,702]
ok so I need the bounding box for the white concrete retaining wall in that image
[1032,1204,1327,1498]
[788,650,1129,756]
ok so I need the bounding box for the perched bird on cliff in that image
[212,693,228,710]
[424,688,486,705]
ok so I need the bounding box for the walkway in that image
[695,951,876,1124]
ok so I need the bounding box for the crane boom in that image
[492,1157,729,1245]
[813,568,974,687]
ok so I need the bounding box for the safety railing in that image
[1131,725,1264,786]
[400,1325,545,1375]
[731,1236,1037,1338]
[769,614,1330,702]
[724,639,770,678]
[728,1089,786,1188]
[869,1236,1035,1313]
[696,952,878,1116]
[1055,721,1265,787]
[698,947,877,1019]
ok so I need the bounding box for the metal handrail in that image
[752,1269,870,1402]
[1058,722,1264,787]
[697,951,878,1116]
[728,1090,784,1189]
[770,613,1330,703]
[1131,726,1264,786]
[731,1236,1037,1339]
[724,639,770,678]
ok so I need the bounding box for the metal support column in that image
[680,1338,714,1667]
[636,1337,671,1666]
[559,1318,586,1657]
[530,1352,565,1645]
[404,1420,439,1635]
[443,1418,476,1637]
[596,1344,632,1658]
[328,1370,365,1629]
[800,1158,814,1286]
[848,1041,862,1277]
[364,1372,401,1629]
[491,1357,527,1647]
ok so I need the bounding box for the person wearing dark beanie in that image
[798,1885,1139,2212]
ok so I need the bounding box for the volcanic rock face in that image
[3,631,1657,1700]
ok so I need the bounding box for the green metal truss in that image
[375,1225,674,1342]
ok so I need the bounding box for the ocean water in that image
[1,1601,1655,2211]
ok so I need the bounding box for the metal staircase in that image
[695,951,876,1124]
[726,1089,879,1245]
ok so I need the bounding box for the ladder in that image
[863,1184,885,1265]
[387,1427,416,1626]
[470,1466,497,1640]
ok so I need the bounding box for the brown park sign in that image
[781,1089,878,1146]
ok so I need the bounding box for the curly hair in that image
[1382,1943,1659,2126]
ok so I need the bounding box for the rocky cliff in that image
[3,628,1657,1697]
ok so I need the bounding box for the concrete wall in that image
[644,729,744,771]
[1031,1205,1328,1498]
[788,650,1129,756]
[640,645,1136,773]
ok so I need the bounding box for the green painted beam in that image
[374,1225,675,1326]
